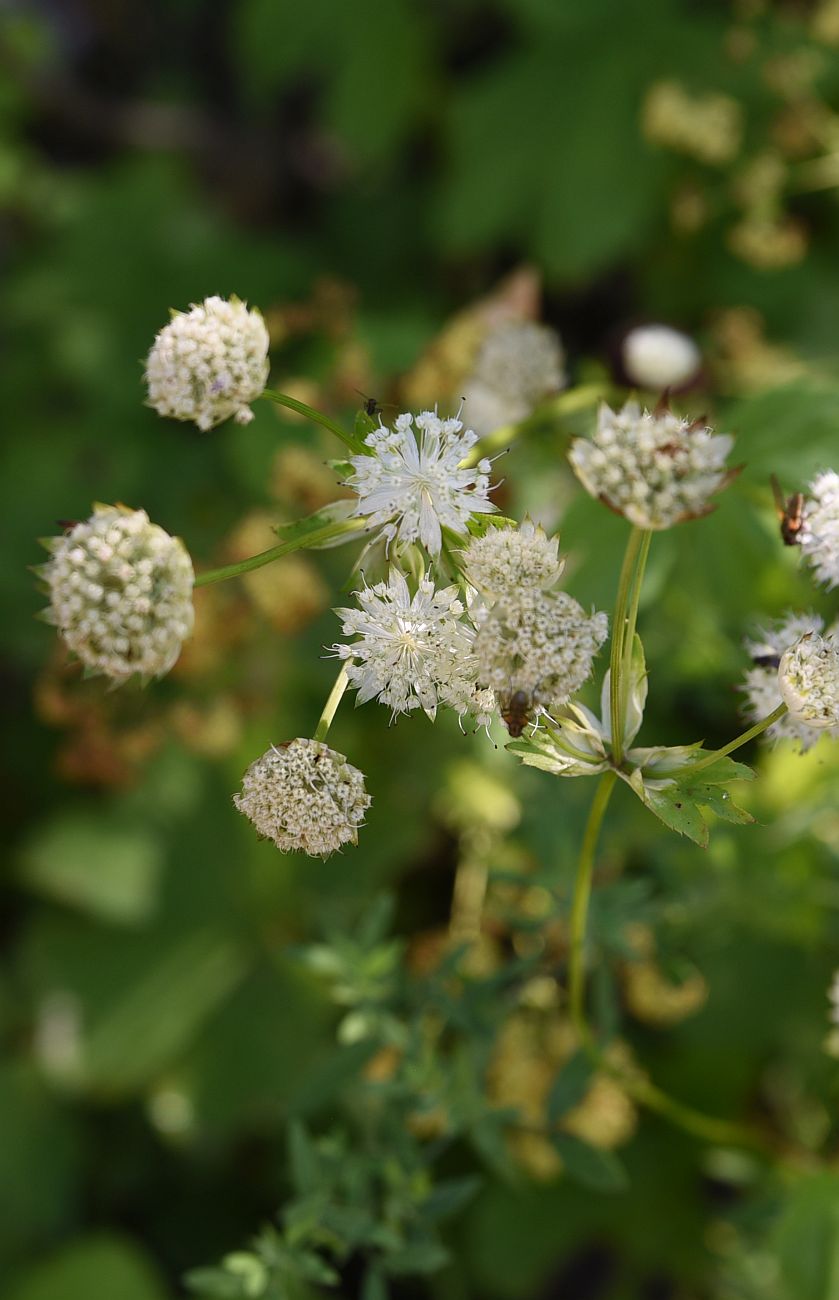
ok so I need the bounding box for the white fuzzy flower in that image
[800,469,839,589]
[345,410,495,555]
[145,295,270,431]
[473,588,609,716]
[463,321,566,436]
[461,521,563,598]
[779,632,839,729]
[742,612,839,750]
[234,738,370,857]
[40,504,194,682]
[333,569,490,722]
[569,401,735,530]
[621,324,701,391]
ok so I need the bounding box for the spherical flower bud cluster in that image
[41,504,194,682]
[346,410,495,556]
[332,569,489,723]
[800,469,839,589]
[779,632,839,729]
[234,738,370,857]
[742,612,839,750]
[621,324,701,392]
[569,401,735,530]
[473,589,609,715]
[461,521,563,599]
[145,295,270,431]
[462,321,566,436]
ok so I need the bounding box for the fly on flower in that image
[770,474,804,547]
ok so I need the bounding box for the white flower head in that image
[742,612,839,750]
[800,469,839,590]
[332,569,491,722]
[346,410,496,556]
[569,401,735,530]
[39,504,194,683]
[461,520,563,598]
[234,738,370,857]
[462,321,566,436]
[473,588,609,716]
[145,295,270,431]
[779,632,839,730]
[621,324,701,392]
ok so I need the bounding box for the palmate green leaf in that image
[627,761,755,848]
[552,1133,629,1193]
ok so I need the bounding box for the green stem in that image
[619,529,652,716]
[313,665,351,742]
[568,771,617,1042]
[609,529,643,767]
[262,388,360,452]
[194,518,366,587]
[672,703,788,777]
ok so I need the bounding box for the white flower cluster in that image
[800,469,839,590]
[621,324,701,392]
[779,633,839,730]
[41,504,194,682]
[145,295,270,431]
[461,520,563,598]
[742,612,839,750]
[234,738,370,857]
[332,570,492,725]
[463,321,566,436]
[569,401,734,530]
[346,410,495,556]
[473,588,609,717]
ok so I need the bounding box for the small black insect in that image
[771,474,805,547]
[56,519,79,533]
[752,653,781,670]
[355,389,381,418]
[500,688,532,738]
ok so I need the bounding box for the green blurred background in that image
[4,1,839,1297]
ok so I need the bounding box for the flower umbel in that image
[569,401,735,530]
[463,321,566,436]
[40,505,194,683]
[145,295,270,431]
[461,520,563,599]
[234,738,370,857]
[333,569,489,722]
[346,410,495,555]
[473,589,608,715]
[779,632,839,729]
[742,612,838,750]
[800,469,839,590]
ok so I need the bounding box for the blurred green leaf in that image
[7,1234,170,1300]
[552,1133,629,1193]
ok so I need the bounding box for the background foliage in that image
[4,1,839,1297]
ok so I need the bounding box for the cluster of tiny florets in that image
[145,295,270,431]
[333,569,491,723]
[621,324,701,392]
[346,410,495,556]
[473,589,609,714]
[800,470,839,590]
[234,738,370,857]
[779,632,839,730]
[461,521,563,598]
[463,321,566,436]
[742,613,839,750]
[41,505,194,683]
[569,401,734,530]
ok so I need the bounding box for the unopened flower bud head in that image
[461,521,563,598]
[145,295,270,431]
[621,324,701,392]
[473,589,608,715]
[569,400,735,530]
[779,633,839,729]
[40,505,194,683]
[800,469,839,589]
[234,738,371,857]
[742,612,839,751]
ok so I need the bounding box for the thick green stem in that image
[568,771,617,1042]
[194,518,366,587]
[609,529,643,766]
[262,388,360,452]
[673,703,788,777]
[313,665,351,743]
